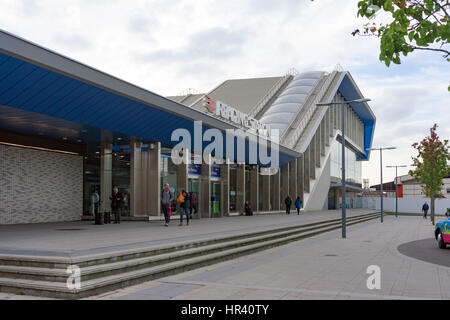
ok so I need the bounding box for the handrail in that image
[284,72,336,149]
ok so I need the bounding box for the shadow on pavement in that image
[397,238,450,268]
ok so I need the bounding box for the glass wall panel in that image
[229,165,237,212]
[258,171,263,211]
[111,147,131,216]
[330,140,362,188]
[83,144,100,216]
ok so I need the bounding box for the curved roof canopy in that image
[260,72,324,135]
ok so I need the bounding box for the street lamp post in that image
[367,147,396,223]
[386,165,408,218]
[317,98,371,238]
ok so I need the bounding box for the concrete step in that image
[0,213,379,283]
[0,213,379,299]
[0,212,379,269]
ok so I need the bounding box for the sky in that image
[0,0,449,186]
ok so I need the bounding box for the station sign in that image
[203,96,270,137]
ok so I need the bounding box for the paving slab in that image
[88,215,449,300]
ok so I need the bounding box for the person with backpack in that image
[295,196,302,215]
[285,195,292,215]
[161,183,174,227]
[177,189,189,226]
[422,201,430,219]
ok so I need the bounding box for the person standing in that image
[244,201,253,216]
[422,201,430,219]
[110,187,122,224]
[161,183,174,227]
[295,196,302,215]
[285,195,292,215]
[90,188,100,216]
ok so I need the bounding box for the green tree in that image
[355,0,449,63]
[409,124,450,225]
[354,1,449,89]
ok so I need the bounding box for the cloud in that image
[137,27,246,63]
[52,34,93,51]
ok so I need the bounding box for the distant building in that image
[369,174,450,198]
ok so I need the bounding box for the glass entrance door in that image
[211,182,221,217]
[188,178,199,216]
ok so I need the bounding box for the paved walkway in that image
[81,215,450,300]
[0,209,375,258]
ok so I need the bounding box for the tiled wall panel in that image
[0,145,82,225]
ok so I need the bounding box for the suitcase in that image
[95,212,104,225]
[104,212,111,224]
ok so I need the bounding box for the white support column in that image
[100,142,112,213]
[130,140,142,217]
[147,142,161,216]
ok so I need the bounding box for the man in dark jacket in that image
[422,202,430,219]
[285,195,292,215]
[245,201,253,216]
[161,183,174,227]
[110,187,122,224]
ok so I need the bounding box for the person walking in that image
[183,190,191,226]
[422,201,430,220]
[285,195,292,215]
[177,190,189,226]
[161,183,174,227]
[295,196,302,215]
[110,187,122,224]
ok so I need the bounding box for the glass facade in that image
[83,144,100,216]
[82,143,131,217]
[211,182,221,216]
[112,147,131,216]
[80,136,366,218]
[160,149,178,195]
[330,140,362,188]
[229,165,237,212]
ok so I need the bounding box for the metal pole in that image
[395,166,398,218]
[380,149,383,223]
[341,102,346,238]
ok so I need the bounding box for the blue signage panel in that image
[211,166,221,178]
[188,164,201,175]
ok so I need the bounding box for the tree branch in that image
[410,45,450,57]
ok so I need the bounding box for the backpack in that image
[177,193,185,203]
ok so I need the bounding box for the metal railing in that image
[284,72,337,149]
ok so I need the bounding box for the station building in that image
[0,30,376,225]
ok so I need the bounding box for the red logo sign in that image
[203,96,216,113]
